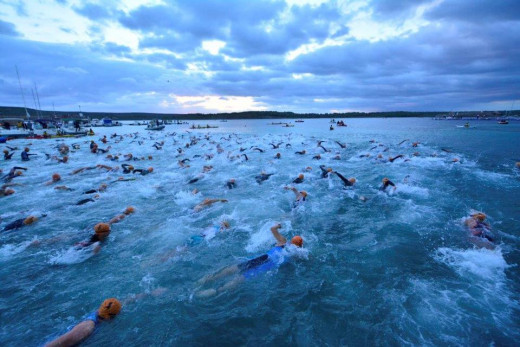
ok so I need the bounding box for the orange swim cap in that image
[4,188,15,195]
[124,206,135,215]
[97,298,121,320]
[382,178,389,183]
[23,216,37,225]
[306,166,312,171]
[516,162,520,168]
[472,213,486,221]
[94,223,111,234]
[24,147,29,152]
[52,173,61,181]
[148,155,153,160]
[298,174,304,179]
[16,171,23,176]
[327,168,332,172]
[348,178,356,184]
[147,167,153,173]
[222,221,230,228]
[300,191,308,197]
[128,165,134,171]
[62,156,68,163]
[3,150,7,153]
[291,235,303,247]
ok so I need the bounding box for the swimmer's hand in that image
[220,199,228,203]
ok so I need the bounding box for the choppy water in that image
[1,118,519,346]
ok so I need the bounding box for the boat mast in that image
[15,65,30,119]
[34,82,42,118]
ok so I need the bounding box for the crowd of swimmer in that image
[1,129,512,346]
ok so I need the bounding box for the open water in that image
[0,118,519,346]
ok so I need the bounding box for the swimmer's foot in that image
[196,289,217,298]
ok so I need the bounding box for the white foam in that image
[435,247,509,280]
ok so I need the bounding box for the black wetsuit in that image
[2,167,27,182]
[4,152,14,160]
[226,181,236,189]
[2,218,25,232]
[21,151,29,161]
[319,165,330,178]
[121,164,133,174]
[76,198,95,205]
[389,155,404,163]
[335,172,354,186]
[380,180,396,191]
[255,173,273,184]
[133,169,150,176]
[293,177,304,184]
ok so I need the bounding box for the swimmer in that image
[274,152,281,159]
[133,167,153,175]
[44,298,121,347]
[284,186,307,207]
[74,222,110,252]
[121,164,134,174]
[21,147,36,161]
[226,179,237,189]
[83,184,108,195]
[464,212,495,245]
[334,172,356,187]
[335,141,347,149]
[255,172,273,184]
[0,187,15,197]
[388,154,404,163]
[312,154,321,160]
[515,162,520,168]
[3,149,14,160]
[193,198,228,212]
[293,174,304,184]
[196,224,303,298]
[380,177,396,192]
[295,150,306,155]
[54,186,73,191]
[76,194,99,206]
[2,215,40,232]
[319,165,333,178]
[2,166,27,182]
[108,206,136,225]
[45,173,61,185]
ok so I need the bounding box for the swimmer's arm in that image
[271,224,286,246]
[334,172,350,185]
[45,320,95,347]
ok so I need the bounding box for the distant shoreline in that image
[0,105,516,121]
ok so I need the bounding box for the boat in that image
[146,119,166,130]
[498,119,509,124]
[282,124,294,127]
[295,120,304,123]
[0,118,34,139]
[336,120,347,127]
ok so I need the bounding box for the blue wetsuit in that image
[238,245,287,279]
[188,225,221,246]
[85,311,101,326]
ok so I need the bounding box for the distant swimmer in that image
[274,152,281,159]
[108,206,136,225]
[295,150,306,155]
[293,174,304,184]
[2,166,27,182]
[334,172,356,187]
[133,167,154,175]
[196,223,303,298]
[319,165,333,178]
[21,147,36,161]
[380,177,396,192]
[335,141,347,149]
[45,173,62,185]
[3,149,14,160]
[2,215,40,232]
[76,194,99,206]
[0,187,15,197]
[388,154,404,163]
[83,184,108,195]
[312,154,321,160]
[284,186,307,207]
[255,172,273,184]
[226,178,237,189]
[464,212,495,246]
[516,162,520,168]
[270,142,283,149]
[43,298,121,347]
[121,164,134,174]
[193,198,228,212]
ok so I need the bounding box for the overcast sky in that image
[0,0,519,114]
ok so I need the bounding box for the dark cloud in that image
[370,0,432,17]
[0,20,20,37]
[426,0,520,22]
